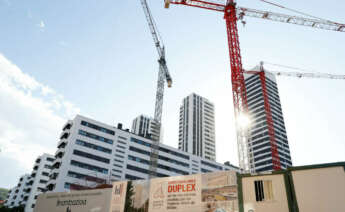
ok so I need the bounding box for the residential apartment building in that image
[46,115,237,192]
[178,93,216,161]
[244,69,292,172]
[24,153,54,212]
[131,115,160,141]
[4,174,31,208]
[4,153,54,211]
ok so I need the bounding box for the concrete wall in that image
[241,174,289,212]
[292,166,345,212]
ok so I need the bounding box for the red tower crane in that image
[165,0,345,172]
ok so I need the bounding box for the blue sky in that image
[0,0,344,189]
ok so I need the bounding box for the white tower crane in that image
[244,62,345,80]
[140,0,173,178]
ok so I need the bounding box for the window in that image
[75,139,112,154]
[81,120,115,135]
[118,140,127,145]
[44,165,52,169]
[254,180,273,202]
[46,157,54,162]
[130,137,151,147]
[128,155,189,175]
[159,147,190,160]
[114,159,123,163]
[201,161,223,170]
[117,145,126,149]
[115,154,124,159]
[78,130,113,144]
[67,171,106,183]
[113,164,123,168]
[41,172,49,176]
[158,155,189,168]
[70,160,108,174]
[112,169,122,173]
[125,174,143,180]
[129,146,150,156]
[73,150,110,164]
[126,165,167,177]
[39,179,48,184]
[115,149,125,154]
[201,168,212,173]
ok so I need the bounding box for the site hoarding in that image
[110,181,127,212]
[34,188,112,212]
[34,171,238,212]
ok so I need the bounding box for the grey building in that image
[178,93,216,161]
[131,115,160,141]
[244,70,292,172]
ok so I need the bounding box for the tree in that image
[124,181,134,212]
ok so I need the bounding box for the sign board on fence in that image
[34,188,112,212]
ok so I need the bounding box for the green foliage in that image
[124,182,149,212]
[0,189,8,201]
[124,181,134,212]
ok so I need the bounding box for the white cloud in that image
[0,53,80,187]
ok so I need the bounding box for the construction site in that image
[2,0,345,212]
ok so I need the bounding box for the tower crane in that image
[245,62,345,80]
[165,0,345,172]
[140,0,173,178]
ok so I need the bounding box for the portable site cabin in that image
[237,162,345,212]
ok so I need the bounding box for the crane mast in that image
[166,0,345,173]
[140,0,172,178]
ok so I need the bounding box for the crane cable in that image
[258,0,341,24]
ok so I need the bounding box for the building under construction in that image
[244,70,292,172]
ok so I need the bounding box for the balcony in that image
[59,131,69,140]
[35,158,41,164]
[46,181,56,191]
[24,188,31,193]
[57,139,67,149]
[62,121,73,131]
[52,158,62,169]
[55,148,65,159]
[31,172,36,178]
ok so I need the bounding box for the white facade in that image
[47,115,237,193]
[131,114,160,141]
[4,174,31,208]
[24,153,54,212]
[178,93,216,161]
[244,70,292,172]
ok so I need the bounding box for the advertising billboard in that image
[34,188,112,212]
